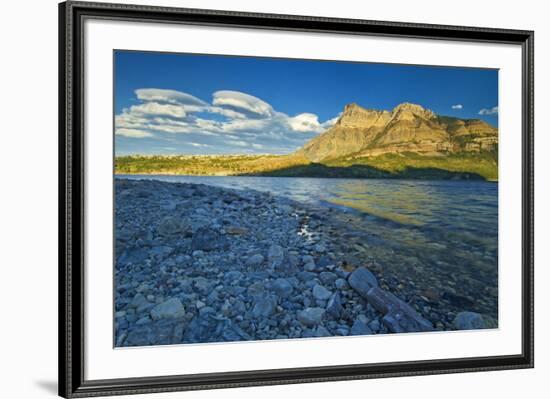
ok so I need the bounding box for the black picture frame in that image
[59,1,534,397]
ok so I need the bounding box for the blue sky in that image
[115,50,498,155]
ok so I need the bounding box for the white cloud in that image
[115,128,153,138]
[479,106,498,115]
[221,118,269,132]
[287,113,323,133]
[116,88,339,154]
[321,113,341,129]
[135,88,207,106]
[129,102,187,118]
[451,104,463,110]
[212,90,274,117]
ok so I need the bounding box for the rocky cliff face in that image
[299,103,498,162]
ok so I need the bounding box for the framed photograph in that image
[59,1,534,397]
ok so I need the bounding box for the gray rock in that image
[350,319,373,336]
[348,267,378,297]
[157,216,188,237]
[125,319,183,346]
[314,326,330,337]
[335,278,349,290]
[191,228,228,251]
[225,271,244,283]
[366,286,434,333]
[453,311,486,330]
[150,298,186,320]
[297,271,316,282]
[136,316,151,325]
[312,284,332,300]
[297,307,325,327]
[118,246,148,266]
[304,261,316,272]
[247,281,265,298]
[326,293,343,319]
[252,296,277,318]
[368,319,381,333]
[319,271,338,285]
[314,244,327,253]
[267,244,285,267]
[129,293,149,312]
[272,278,294,298]
[246,254,265,268]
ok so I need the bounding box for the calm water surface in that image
[118,175,498,319]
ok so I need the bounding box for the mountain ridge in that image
[298,102,498,162]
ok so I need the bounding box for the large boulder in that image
[348,267,379,298]
[366,286,434,333]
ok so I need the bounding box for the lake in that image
[117,175,498,321]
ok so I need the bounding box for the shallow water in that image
[118,175,498,320]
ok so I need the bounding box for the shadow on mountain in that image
[240,163,487,180]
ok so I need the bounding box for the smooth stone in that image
[304,261,316,272]
[312,284,332,301]
[369,319,381,333]
[326,293,343,319]
[350,319,373,336]
[267,244,285,267]
[319,271,338,285]
[297,307,325,327]
[246,254,265,268]
[314,326,330,337]
[366,286,434,333]
[150,298,186,320]
[297,271,316,282]
[252,296,277,318]
[157,216,188,237]
[314,244,327,253]
[453,311,486,330]
[271,278,294,298]
[335,278,349,290]
[348,267,379,297]
[191,228,228,251]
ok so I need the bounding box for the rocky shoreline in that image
[115,178,488,347]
